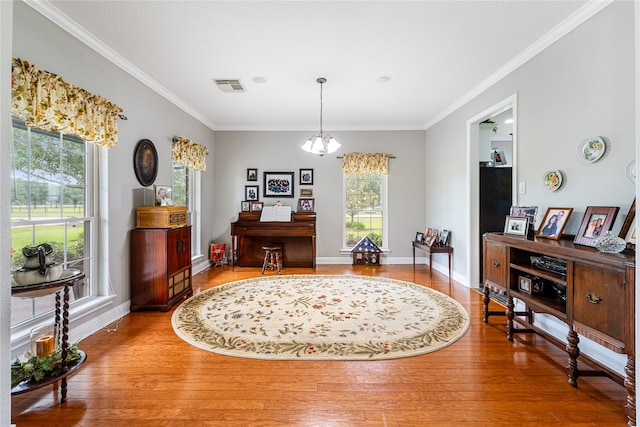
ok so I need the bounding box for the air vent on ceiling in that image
[213,79,246,93]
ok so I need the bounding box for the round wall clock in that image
[133,139,158,187]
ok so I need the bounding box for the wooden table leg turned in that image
[566,327,580,388]
[482,286,490,323]
[625,355,636,427]
[506,296,515,342]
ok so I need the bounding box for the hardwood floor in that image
[11,265,629,426]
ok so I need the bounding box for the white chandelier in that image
[301,77,340,156]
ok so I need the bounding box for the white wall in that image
[426,1,636,286]
[8,2,215,344]
[0,1,13,425]
[213,130,426,262]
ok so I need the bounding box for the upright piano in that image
[230,211,316,269]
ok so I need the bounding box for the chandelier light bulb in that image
[302,77,340,156]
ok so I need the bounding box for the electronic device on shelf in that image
[530,255,567,275]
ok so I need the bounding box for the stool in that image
[261,244,283,275]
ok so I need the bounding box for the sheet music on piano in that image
[260,206,292,222]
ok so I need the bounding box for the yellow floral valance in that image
[11,58,122,148]
[172,136,208,171]
[341,152,391,175]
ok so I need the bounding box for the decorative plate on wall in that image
[577,136,608,163]
[543,170,563,192]
[133,139,158,187]
[626,159,636,184]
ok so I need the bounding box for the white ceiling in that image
[41,1,594,131]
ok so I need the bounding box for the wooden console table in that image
[412,241,453,278]
[482,232,635,426]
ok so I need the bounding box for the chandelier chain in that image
[319,79,324,134]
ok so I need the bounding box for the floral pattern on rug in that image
[172,275,470,360]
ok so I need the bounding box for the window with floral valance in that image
[11,58,122,148]
[341,152,391,175]
[171,136,208,171]
[342,152,390,250]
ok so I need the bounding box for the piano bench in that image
[261,244,284,275]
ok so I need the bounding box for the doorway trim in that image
[466,93,518,288]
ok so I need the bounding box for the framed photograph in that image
[510,206,538,227]
[300,188,313,197]
[133,139,158,187]
[536,207,573,240]
[245,185,259,201]
[518,275,532,294]
[504,216,529,237]
[574,206,620,247]
[241,201,250,212]
[247,168,258,181]
[298,198,315,212]
[154,185,174,206]
[415,232,424,243]
[425,230,439,247]
[250,201,264,212]
[619,198,636,251]
[439,230,451,246]
[531,278,544,294]
[300,168,314,185]
[264,172,294,198]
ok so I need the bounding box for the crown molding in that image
[23,0,218,131]
[424,0,614,130]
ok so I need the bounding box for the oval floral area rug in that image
[172,275,470,360]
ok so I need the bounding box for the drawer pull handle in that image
[492,261,500,268]
[586,293,602,304]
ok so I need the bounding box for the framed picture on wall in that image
[264,172,294,198]
[300,168,314,185]
[245,185,259,201]
[133,139,158,187]
[247,168,258,181]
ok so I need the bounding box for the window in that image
[343,172,388,249]
[172,163,202,258]
[10,118,94,326]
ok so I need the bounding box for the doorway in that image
[466,94,518,288]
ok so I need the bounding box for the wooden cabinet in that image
[573,262,626,352]
[483,239,508,290]
[482,233,635,426]
[130,226,192,311]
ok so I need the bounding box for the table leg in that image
[412,244,415,270]
[231,237,236,271]
[61,285,70,403]
[429,253,433,278]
